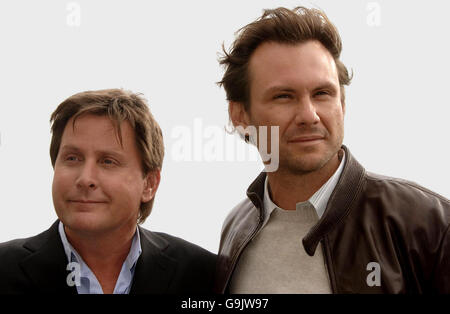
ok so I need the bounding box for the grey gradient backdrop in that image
[0,0,449,253]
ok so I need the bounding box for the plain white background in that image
[0,0,449,254]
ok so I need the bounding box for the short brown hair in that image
[50,89,164,224]
[218,6,352,110]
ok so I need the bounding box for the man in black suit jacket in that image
[0,220,215,294]
[0,89,216,294]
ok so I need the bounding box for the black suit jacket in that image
[0,220,216,294]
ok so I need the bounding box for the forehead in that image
[60,114,135,151]
[248,40,339,89]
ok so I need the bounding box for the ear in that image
[229,101,251,129]
[341,100,346,115]
[141,169,161,203]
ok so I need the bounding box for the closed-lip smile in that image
[69,200,106,203]
[288,135,324,143]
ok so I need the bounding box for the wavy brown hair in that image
[218,6,352,111]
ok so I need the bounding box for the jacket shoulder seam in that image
[365,174,449,204]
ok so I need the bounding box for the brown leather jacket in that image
[215,146,450,294]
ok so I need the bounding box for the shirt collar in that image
[264,150,346,220]
[125,226,142,271]
[58,221,142,277]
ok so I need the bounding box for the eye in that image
[65,155,79,162]
[101,158,117,166]
[315,90,329,96]
[273,93,293,100]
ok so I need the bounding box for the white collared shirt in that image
[262,150,346,227]
[58,221,142,294]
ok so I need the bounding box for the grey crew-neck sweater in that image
[229,202,331,294]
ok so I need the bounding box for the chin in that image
[289,160,326,174]
[59,212,110,235]
[283,151,334,174]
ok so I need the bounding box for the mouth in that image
[68,200,107,204]
[288,136,324,143]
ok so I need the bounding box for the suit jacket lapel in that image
[129,227,177,294]
[18,221,177,294]
[19,220,77,294]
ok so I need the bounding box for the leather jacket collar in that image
[245,145,366,256]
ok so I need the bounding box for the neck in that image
[64,223,136,293]
[267,152,340,210]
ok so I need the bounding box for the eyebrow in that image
[264,81,338,95]
[312,82,339,93]
[59,145,125,158]
[264,86,296,95]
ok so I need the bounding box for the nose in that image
[294,96,320,126]
[75,160,98,190]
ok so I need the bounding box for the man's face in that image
[241,40,345,174]
[52,114,152,236]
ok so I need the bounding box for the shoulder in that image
[360,171,449,237]
[0,237,35,293]
[365,171,448,200]
[0,221,62,288]
[138,227,216,293]
[0,221,59,262]
[139,227,216,262]
[364,171,449,216]
[0,237,33,267]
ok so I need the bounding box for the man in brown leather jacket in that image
[215,7,449,294]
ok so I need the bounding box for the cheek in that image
[107,172,145,207]
[251,108,294,137]
[320,106,344,131]
[334,109,345,129]
[52,169,72,199]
